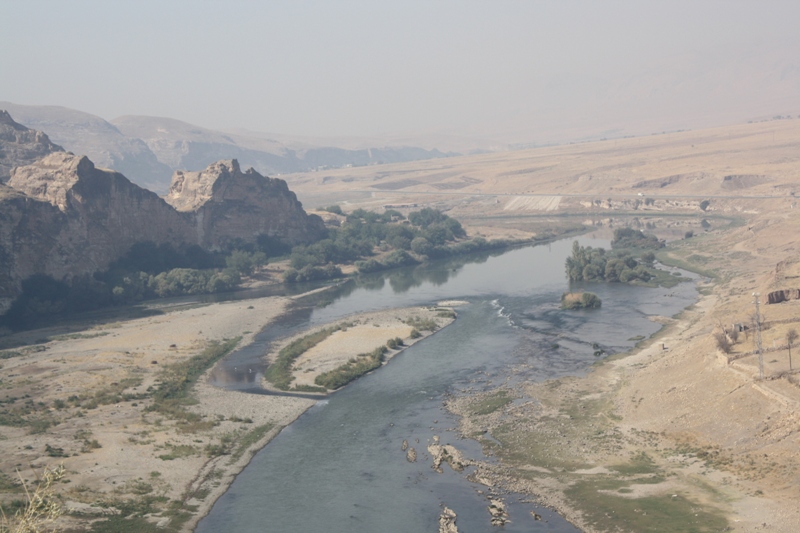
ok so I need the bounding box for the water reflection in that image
[347,247,506,295]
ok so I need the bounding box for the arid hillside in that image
[284,118,800,216]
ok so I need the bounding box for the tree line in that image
[2,207,521,329]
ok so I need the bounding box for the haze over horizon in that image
[1,0,798,147]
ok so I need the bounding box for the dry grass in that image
[0,464,64,533]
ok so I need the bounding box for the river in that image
[196,236,699,532]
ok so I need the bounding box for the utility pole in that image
[754,293,764,380]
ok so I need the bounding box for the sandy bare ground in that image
[419,121,800,532]
[0,295,315,532]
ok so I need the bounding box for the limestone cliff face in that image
[0,110,63,182]
[0,155,326,312]
[0,184,66,313]
[0,153,196,312]
[164,159,325,250]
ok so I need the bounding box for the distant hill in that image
[1,102,457,194]
[0,102,173,192]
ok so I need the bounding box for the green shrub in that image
[561,292,602,310]
[405,316,438,332]
[314,346,388,389]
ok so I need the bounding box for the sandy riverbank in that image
[0,289,462,532]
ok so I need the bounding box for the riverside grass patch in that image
[564,477,728,533]
[143,337,241,431]
[468,390,513,416]
[314,345,388,390]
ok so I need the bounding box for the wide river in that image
[196,236,699,533]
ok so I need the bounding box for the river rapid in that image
[196,236,699,533]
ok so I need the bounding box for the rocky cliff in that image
[0,153,326,313]
[0,110,63,182]
[165,159,326,250]
[0,153,197,312]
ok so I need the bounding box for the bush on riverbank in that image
[314,346,388,390]
[288,208,525,281]
[0,241,267,330]
[610,228,665,250]
[404,316,439,332]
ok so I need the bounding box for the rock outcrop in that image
[0,110,63,182]
[428,436,468,473]
[766,289,800,305]
[0,153,196,312]
[164,159,325,250]
[438,506,459,533]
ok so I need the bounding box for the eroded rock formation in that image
[428,436,468,473]
[165,159,325,250]
[766,289,800,305]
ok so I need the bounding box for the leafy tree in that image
[408,207,447,228]
[411,237,433,256]
[565,241,652,284]
[225,250,267,276]
[610,228,664,250]
[381,250,419,269]
[256,234,292,257]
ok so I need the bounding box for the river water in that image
[196,236,699,533]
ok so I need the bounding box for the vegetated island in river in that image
[263,305,458,394]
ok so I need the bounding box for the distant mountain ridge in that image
[1,102,457,194]
[0,110,64,182]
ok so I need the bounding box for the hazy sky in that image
[1,1,798,143]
